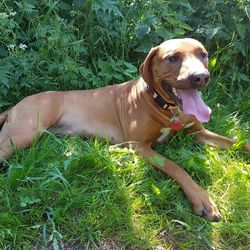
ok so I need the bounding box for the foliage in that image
[0,0,249,110]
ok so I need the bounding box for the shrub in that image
[0,0,249,114]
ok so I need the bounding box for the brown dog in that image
[0,38,249,221]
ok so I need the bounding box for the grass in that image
[0,103,249,249]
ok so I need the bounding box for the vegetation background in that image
[0,0,249,249]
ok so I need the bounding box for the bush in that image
[0,0,249,111]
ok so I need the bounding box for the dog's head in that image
[140,38,211,123]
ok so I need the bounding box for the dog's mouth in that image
[163,81,211,123]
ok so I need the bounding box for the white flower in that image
[0,12,9,18]
[7,44,15,50]
[134,157,139,164]
[65,151,73,157]
[19,43,28,50]
[10,11,17,17]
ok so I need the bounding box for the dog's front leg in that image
[192,128,250,152]
[135,143,221,221]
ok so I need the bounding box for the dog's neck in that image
[139,77,178,111]
[145,83,176,110]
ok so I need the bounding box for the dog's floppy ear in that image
[139,46,159,85]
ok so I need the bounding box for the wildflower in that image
[10,11,17,17]
[0,12,9,18]
[19,43,28,50]
[7,44,15,50]
[65,151,73,157]
[134,157,139,164]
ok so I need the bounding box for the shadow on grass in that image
[0,132,249,249]
[0,135,155,249]
[143,136,215,249]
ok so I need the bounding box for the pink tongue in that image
[177,89,211,123]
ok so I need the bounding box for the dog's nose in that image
[190,72,210,86]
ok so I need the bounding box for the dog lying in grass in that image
[0,38,249,221]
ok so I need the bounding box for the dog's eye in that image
[168,56,178,63]
[201,52,208,59]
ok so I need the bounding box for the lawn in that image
[0,0,250,249]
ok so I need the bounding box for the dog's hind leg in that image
[0,121,45,164]
[0,108,50,163]
[0,138,14,163]
[0,92,63,164]
[0,110,9,127]
[0,119,40,163]
[0,120,12,163]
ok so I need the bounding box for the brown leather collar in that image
[145,84,176,110]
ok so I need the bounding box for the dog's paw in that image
[188,188,221,222]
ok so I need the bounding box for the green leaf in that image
[166,16,179,26]
[0,46,8,57]
[196,27,221,39]
[0,101,11,108]
[152,184,161,196]
[136,41,153,53]
[97,59,110,74]
[236,73,250,83]
[179,22,193,31]
[209,57,217,70]
[124,68,137,74]
[73,0,86,9]
[123,62,137,71]
[149,155,165,167]
[174,28,186,36]
[236,24,246,40]
[156,28,174,40]
[236,41,247,56]
[135,24,151,39]
[20,202,27,208]
[245,5,250,20]
[178,0,194,12]
[58,1,72,11]
[114,74,123,81]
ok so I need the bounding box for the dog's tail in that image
[0,110,9,128]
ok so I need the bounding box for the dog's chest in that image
[156,122,194,143]
[156,127,172,143]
